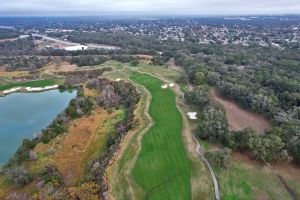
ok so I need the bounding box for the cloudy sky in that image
[1,0,300,16]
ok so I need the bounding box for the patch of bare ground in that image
[166,58,185,74]
[44,62,77,73]
[132,54,153,64]
[254,190,269,200]
[210,89,271,134]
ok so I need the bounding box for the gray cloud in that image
[0,0,300,16]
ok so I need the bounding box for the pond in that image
[0,90,76,165]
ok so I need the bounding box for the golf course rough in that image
[130,72,191,200]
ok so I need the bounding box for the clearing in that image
[210,89,271,134]
[130,72,191,200]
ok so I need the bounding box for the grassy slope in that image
[0,79,58,91]
[130,72,191,200]
[201,141,292,200]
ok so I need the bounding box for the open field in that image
[210,89,271,134]
[0,79,60,91]
[130,72,191,200]
[97,60,181,81]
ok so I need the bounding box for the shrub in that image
[205,148,232,168]
[5,166,33,186]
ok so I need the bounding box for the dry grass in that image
[210,89,271,134]
[0,69,29,79]
[31,108,119,186]
[83,84,101,97]
[132,55,153,64]
[43,62,77,73]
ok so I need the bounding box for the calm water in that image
[0,90,76,165]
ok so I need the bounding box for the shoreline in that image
[0,85,59,97]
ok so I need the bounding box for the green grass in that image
[201,141,292,200]
[130,72,191,200]
[0,79,58,91]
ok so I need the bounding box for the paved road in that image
[32,34,80,46]
[33,34,120,50]
[192,134,220,200]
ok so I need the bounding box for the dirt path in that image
[210,89,271,134]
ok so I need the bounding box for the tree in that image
[205,148,232,168]
[198,104,228,142]
[248,134,291,162]
[185,86,209,108]
[225,127,255,151]
[194,72,205,85]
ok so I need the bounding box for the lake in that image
[0,90,76,165]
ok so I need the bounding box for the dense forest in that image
[179,44,300,164]
[0,28,20,39]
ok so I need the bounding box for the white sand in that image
[188,112,197,120]
[162,82,175,89]
[25,85,59,92]
[161,84,168,89]
[3,87,22,95]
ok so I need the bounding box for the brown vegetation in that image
[33,108,117,186]
[210,89,271,134]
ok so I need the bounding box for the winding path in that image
[121,65,220,200]
[192,134,220,200]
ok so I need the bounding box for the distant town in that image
[1,15,299,50]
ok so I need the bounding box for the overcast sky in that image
[1,0,300,16]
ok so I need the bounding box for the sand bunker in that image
[161,84,168,89]
[161,82,175,89]
[187,112,197,120]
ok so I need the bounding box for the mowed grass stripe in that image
[130,72,191,200]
